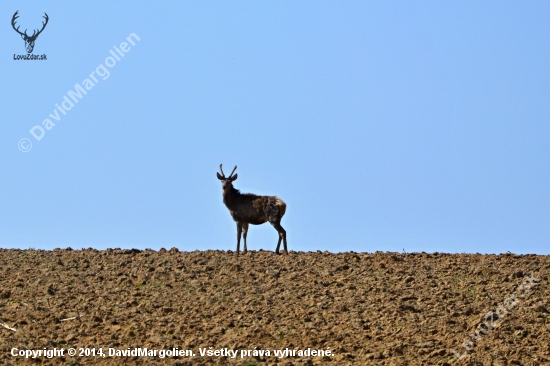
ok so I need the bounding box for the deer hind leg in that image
[270,220,287,255]
[236,222,243,254]
[242,222,249,253]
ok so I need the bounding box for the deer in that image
[12,11,49,54]
[217,164,288,254]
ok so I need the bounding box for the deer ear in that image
[231,174,238,181]
[217,172,224,180]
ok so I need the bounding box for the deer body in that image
[217,165,288,254]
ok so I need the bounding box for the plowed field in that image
[0,249,549,365]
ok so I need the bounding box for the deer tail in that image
[277,198,286,217]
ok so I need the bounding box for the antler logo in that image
[11,11,49,54]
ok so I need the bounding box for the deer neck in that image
[223,187,241,209]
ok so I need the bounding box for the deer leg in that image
[281,224,288,254]
[276,235,282,255]
[242,222,249,253]
[236,222,243,254]
[270,221,287,255]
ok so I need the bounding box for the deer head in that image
[12,11,49,54]
[217,164,238,191]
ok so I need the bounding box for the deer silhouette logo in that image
[12,11,49,54]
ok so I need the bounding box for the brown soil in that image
[0,249,549,365]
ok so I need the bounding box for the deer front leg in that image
[242,222,249,253]
[236,222,243,254]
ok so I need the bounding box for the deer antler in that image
[228,166,237,178]
[219,164,226,178]
[11,11,49,40]
[11,11,26,37]
[33,13,49,38]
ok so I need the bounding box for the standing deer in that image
[217,164,288,254]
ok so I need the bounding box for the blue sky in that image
[2,2,549,254]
